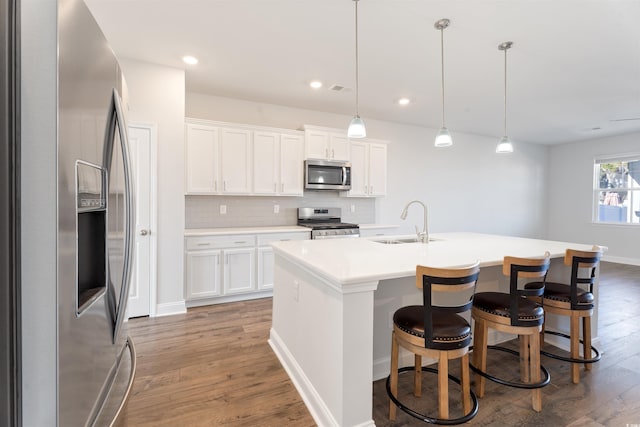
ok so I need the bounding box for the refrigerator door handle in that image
[104,87,136,344]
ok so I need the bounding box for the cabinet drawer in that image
[257,232,309,246]
[186,235,256,250]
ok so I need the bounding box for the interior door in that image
[127,124,153,317]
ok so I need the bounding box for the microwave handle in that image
[341,167,347,185]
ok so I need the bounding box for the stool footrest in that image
[469,345,551,389]
[541,330,601,364]
[386,366,479,425]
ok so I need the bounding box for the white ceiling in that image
[85,0,640,145]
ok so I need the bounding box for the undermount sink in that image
[373,237,442,244]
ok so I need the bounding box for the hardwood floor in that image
[122,262,640,426]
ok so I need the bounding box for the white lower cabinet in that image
[257,247,275,291]
[185,230,309,305]
[186,250,222,299]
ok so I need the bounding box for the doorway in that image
[127,123,157,318]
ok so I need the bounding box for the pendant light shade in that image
[434,18,452,147]
[347,0,366,138]
[434,127,452,147]
[496,135,514,153]
[496,41,514,153]
[348,115,366,138]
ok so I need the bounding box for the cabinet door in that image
[220,128,252,194]
[329,133,350,161]
[368,143,387,196]
[223,247,255,294]
[185,124,219,194]
[279,134,304,195]
[257,247,274,290]
[348,141,368,196]
[186,250,222,299]
[253,131,279,194]
[305,129,329,159]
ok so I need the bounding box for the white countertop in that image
[271,232,603,286]
[184,225,310,236]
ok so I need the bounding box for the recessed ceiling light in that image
[398,98,411,106]
[182,55,198,65]
[310,80,323,89]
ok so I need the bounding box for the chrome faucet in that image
[400,200,429,243]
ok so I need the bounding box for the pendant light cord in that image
[355,0,360,117]
[503,46,508,136]
[440,26,445,128]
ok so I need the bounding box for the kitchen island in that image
[268,233,604,427]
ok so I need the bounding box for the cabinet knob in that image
[140,229,150,236]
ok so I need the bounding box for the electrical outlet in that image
[351,204,356,213]
[274,204,280,214]
[219,205,227,215]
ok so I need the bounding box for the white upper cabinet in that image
[220,128,252,194]
[185,119,304,196]
[368,142,388,196]
[279,133,304,195]
[253,131,279,195]
[345,139,388,198]
[185,123,219,194]
[252,131,304,196]
[304,125,350,161]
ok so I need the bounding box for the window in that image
[593,155,640,224]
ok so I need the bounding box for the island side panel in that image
[269,254,377,427]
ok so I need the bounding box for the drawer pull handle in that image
[197,243,211,246]
[280,239,291,241]
[234,241,247,244]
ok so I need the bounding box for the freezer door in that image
[103,88,135,344]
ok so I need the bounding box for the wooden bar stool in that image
[525,246,603,384]
[387,262,480,424]
[470,253,550,412]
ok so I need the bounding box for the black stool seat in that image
[525,281,594,309]
[394,306,470,350]
[473,292,544,325]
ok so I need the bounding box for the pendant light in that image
[347,0,366,138]
[434,19,452,147]
[496,41,514,153]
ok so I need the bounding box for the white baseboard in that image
[268,328,377,427]
[154,300,187,317]
[268,328,340,427]
[185,291,272,308]
[602,255,640,266]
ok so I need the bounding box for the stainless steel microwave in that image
[304,159,352,191]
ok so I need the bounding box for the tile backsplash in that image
[185,192,376,229]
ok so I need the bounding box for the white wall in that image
[547,132,640,264]
[121,59,186,312]
[187,92,549,238]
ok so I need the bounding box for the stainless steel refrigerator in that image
[57,0,136,424]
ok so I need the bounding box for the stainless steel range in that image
[298,207,360,239]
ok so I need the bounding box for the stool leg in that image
[472,318,488,398]
[389,331,399,420]
[570,315,580,384]
[520,335,530,383]
[414,354,422,397]
[461,352,471,416]
[438,351,449,420]
[583,316,592,371]
[530,330,542,412]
